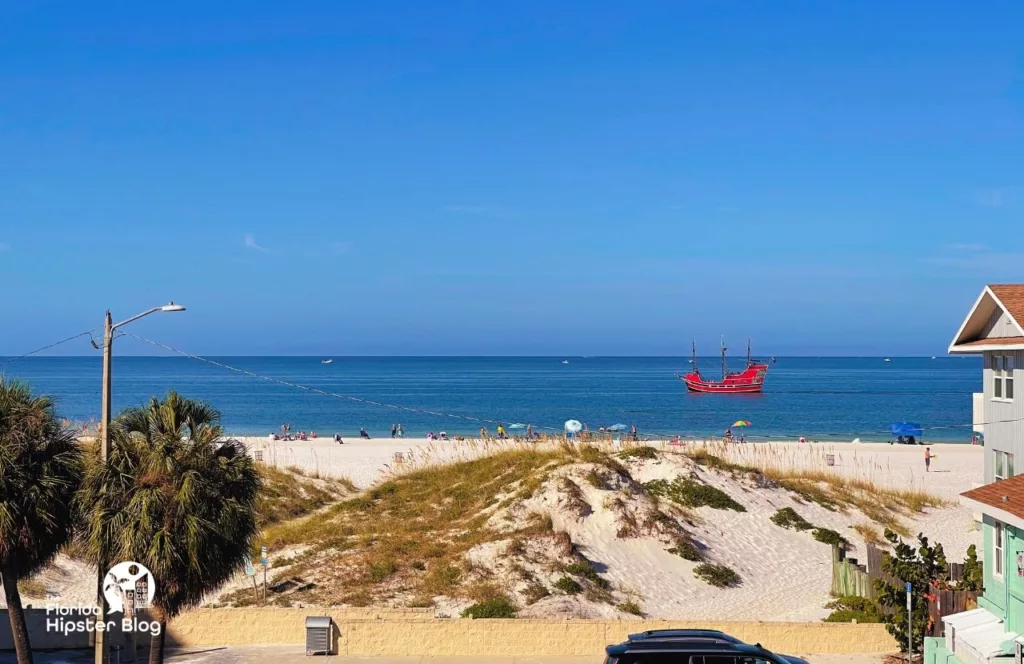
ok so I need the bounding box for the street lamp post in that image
[95,303,185,664]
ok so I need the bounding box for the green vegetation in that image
[554,576,582,594]
[693,563,740,587]
[684,449,946,535]
[668,536,704,562]
[960,544,983,592]
[618,599,645,616]
[564,560,610,588]
[0,378,83,662]
[644,477,745,512]
[461,595,517,618]
[770,507,813,531]
[257,465,354,527]
[256,448,570,605]
[523,583,550,605]
[875,530,949,652]
[618,446,659,460]
[79,392,261,664]
[812,527,849,549]
[824,596,883,623]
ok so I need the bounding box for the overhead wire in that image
[122,331,1011,440]
[0,330,96,367]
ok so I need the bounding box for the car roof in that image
[627,630,744,643]
[606,640,771,658]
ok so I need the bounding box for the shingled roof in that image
[949,284,1024,353]
[961,475,1024,526]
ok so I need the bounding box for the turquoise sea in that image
[0,356,982,442]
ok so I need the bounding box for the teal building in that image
[927,285,1024,664]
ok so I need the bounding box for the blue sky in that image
[1,0,1022,356]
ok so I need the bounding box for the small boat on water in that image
[678,339,769,394]
[884,358,892,363]
[562,360,570,365]
[321,359,333,364]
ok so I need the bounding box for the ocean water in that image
[0,356,982,442]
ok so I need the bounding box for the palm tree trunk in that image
[147,606,166,664]
[1,564,34,664]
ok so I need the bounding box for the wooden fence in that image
[830,544,980,636]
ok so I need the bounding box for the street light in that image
[95,302,185,664]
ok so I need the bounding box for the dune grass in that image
[256,448,570,604]
[681,445,946,535]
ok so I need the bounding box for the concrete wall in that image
[1,608,898,655]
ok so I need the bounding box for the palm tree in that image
[0,378,82,664]
[79,391,260,664]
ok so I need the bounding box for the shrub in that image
[461,595,517,618]
[644,478,745,512]
[668,537,704,562]
[584,468,608,489]
[771,507,813,531]
[523,583,550,605]
[367,560,398,582]
[875,530,949,652]
[960,544,983,591]
[618,446,659,460]
[693,563,740,587]
[565,560,610,589]
[554,576,582,594]
[813,527,849,549]
[618,599,645,616]
[423,564,462,595]
[824,596,883,623]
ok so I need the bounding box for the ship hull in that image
[679,363,769,394]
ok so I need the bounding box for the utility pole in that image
[93,304,185,664]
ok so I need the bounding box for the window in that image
[994,355,1015,401]
[994,521,1004,579]
[995,451,1016,480]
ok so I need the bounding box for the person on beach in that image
[526,424,533,440]
[334,433,343,444]
[480,426,487,440]
[360,427,370,439]
[925,447,932,472]
[391,424,397,438]
[397,423,404,438]
[497,423,506,439]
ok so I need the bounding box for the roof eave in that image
[950,343,1024,354]
[961,495,1024,531]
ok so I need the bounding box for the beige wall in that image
[2,608,897,655]
[166,610,896,655]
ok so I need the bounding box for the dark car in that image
[605,629,799,664]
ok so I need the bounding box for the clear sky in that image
[1,1,1021,356]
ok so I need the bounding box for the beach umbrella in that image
[608,423,629,432]
[732,420,752,427]
[508,423,527,430]
[564,420,583,433]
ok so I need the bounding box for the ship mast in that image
[747,338,751,366]
[692,339,697,370]
[721,336,728,379]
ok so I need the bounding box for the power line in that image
[118,331,1019,440]
[121,331,563,432]
[0,330,96,367]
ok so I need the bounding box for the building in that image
[926,284,1024,664]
